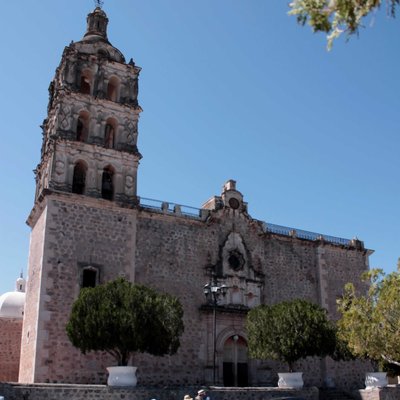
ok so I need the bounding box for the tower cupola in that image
[16,272,26,293]
[84,7,109,41]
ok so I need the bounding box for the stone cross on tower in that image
[94,0,104,8]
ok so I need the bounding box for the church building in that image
[1,6,371,389]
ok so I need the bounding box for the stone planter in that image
[278,372,304,388]
[365,372,388,389]
[107,366,137,387]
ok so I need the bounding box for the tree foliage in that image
[337,267,400,369]
[66,278,184,366]
[246,299,336,372]
[288,0,400,49]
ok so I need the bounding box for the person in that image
[183,395,193,400]
[195,389,209,400]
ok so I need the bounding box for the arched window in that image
[76,112,89,142]
[80,70,92,95]
[107,76,120,102]
[104,119,117,149]
[101,166,114,200]
[72,162,87,194]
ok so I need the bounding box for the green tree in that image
[66,278,184,366]
[246,299,336,372]
[337,267,400,370]
[288,0,400,49]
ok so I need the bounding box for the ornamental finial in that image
[94,0,104,8]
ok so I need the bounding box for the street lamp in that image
[203,278,229,384]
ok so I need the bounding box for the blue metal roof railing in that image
[262,222,352,246]
[139,197,353,246]
[139,197,203,219]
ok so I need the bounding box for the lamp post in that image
[203,278,228,385]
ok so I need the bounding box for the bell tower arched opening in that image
[72,161,87,194]
[104,118,117,149]
[101,166,114,200]
[76,111,90,142]
[79,70,92,95]
[107,76,120,102]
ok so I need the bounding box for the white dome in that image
[0,291,25,319]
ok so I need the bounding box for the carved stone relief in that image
[53,153,67,183]
[126,119,138,146]
[217,232,263,309]
[57,104,72,131]
[125,175,135,196]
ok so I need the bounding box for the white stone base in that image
[278,372,304,388]
[107,366,137,387]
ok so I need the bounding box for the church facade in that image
[15,6,371,389]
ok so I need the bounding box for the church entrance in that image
[223,335,248,387]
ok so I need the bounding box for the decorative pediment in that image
[222,232,248,276]
[205,231,264,310]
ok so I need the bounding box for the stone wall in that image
[20,193,137,384]
[134,206,369,389]
[0,319,22,382]
[19,207,47,383]
[321,245,369,319]
[356,387,400,400]
[18,192,370,388]
[0,383,319,400]
[323,358,372,391]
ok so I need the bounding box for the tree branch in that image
[381,354,400,367]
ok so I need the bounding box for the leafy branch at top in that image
[288,0,400,49]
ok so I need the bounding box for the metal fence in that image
[139,197,202,218]
[139,197,352,246]
[263,222,351,246]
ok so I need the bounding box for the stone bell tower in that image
[34,6,142,206]
[19,6,142,383]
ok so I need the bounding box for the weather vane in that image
[94,0,104,8]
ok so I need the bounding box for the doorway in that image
[223,335,248,387]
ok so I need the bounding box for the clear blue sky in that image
[0,1,399,294]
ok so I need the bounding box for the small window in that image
[101,167,114,200]
[82,267,98,288]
